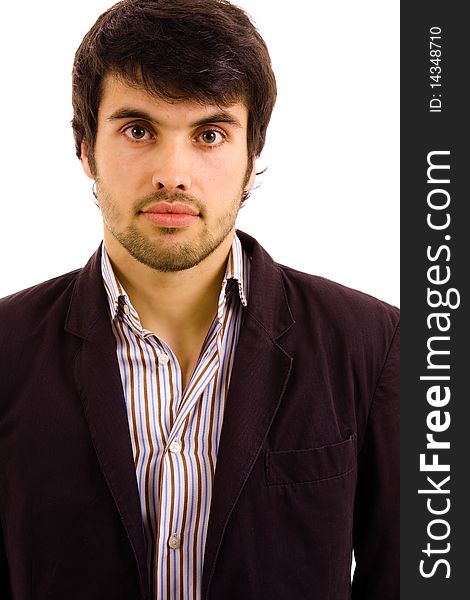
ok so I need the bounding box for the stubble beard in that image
[96,182,245,272]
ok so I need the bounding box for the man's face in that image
[81,74,255,272]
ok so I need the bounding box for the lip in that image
[142,212,199,227]
[142,201,199,216]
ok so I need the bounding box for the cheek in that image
[197,151,248,187]
[94,133,137,176]
[97,148,130,178]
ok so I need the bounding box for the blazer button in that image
[168,534,180,550]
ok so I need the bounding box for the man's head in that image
[72,0,277,177]
[72,0,276,273]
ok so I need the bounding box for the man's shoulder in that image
[238,230,399,339]
[280,262,398,311]
[276,262,399,337]
[0,268,82,332]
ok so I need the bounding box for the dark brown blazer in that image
[0,231,399,600]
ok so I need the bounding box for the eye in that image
[122,124,153,142]
[198,129,225,146]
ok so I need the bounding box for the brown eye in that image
[200,130,223,145]
[122,124,152,142]
[130,126,146,139]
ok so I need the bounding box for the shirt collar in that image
[220,232,249,307]
[101,232,249,324]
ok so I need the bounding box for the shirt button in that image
[168,534,180,550]
[158,353,170,365]
[169,440,182,453]
[123,305,130,316]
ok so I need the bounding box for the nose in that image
[151,141,192,192]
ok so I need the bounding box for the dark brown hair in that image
[72,0,277,172]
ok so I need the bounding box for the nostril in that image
[151,172,191,192]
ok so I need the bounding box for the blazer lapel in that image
[65,247,150,600]
[202,231,295,598]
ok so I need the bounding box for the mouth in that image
[141,201,200,228]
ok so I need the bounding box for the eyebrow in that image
[107,108,243,129]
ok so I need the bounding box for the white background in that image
[0,1,399,306]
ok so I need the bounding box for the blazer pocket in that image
[266,433,356,486]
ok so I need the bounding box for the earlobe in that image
[80,141,94,179]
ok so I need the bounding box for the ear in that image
[244,158,257,192]
[80,141,94,180]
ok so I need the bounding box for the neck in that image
[103,229,235,338]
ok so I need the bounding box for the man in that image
[0,0,399,598]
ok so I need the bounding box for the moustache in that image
[134,191,204,215]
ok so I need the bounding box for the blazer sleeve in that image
[352,322,400,600]
[0,525,12,600]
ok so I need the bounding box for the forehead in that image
[98,74,249,128]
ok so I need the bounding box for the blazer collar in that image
[65,230,294,342]
[235,230,294,339]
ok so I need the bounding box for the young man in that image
[0,1,399,599]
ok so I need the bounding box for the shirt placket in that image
[154,315,224,600]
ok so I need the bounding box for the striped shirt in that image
[101,234,250,600]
